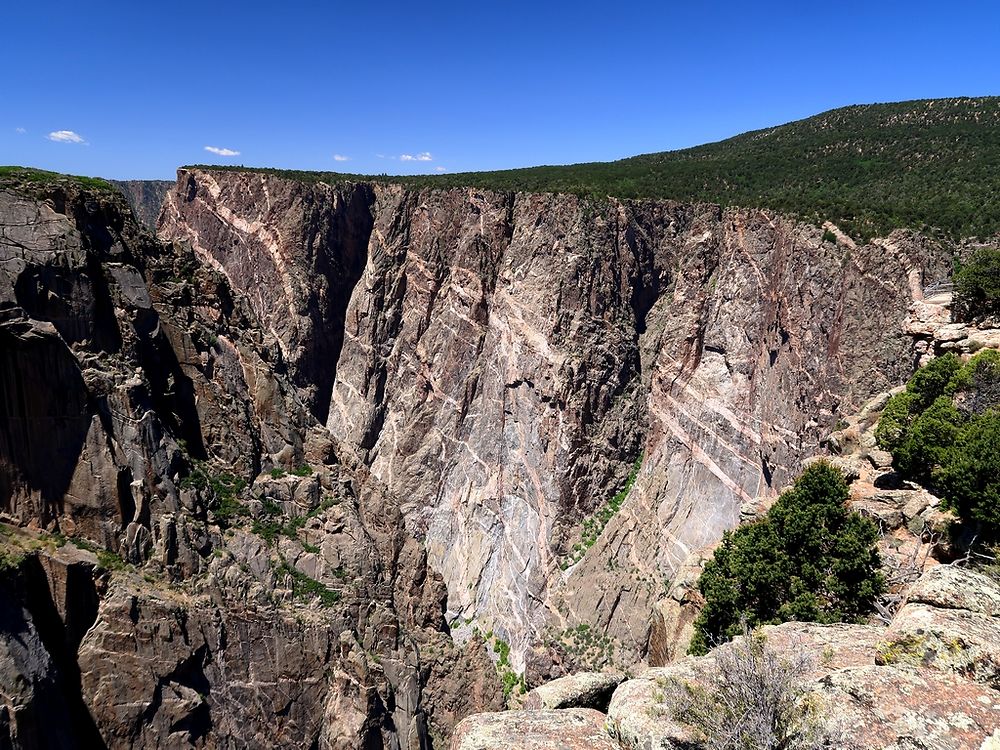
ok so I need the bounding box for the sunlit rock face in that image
[162,168,951,667]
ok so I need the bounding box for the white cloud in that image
[47,130,86,144]
[204,145,240,156]
[332,154,350,162]
[400,152,433,162]
[435,166,446,172]
[15,127,26,134]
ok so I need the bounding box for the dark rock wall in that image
[0,178,502,749]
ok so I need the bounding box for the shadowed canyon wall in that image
[0,177,503,749]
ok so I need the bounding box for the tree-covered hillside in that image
[193,96,1000,241]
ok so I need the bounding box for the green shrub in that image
[689,461,883,654]
[0,547,26,573]
[876,350,1000,536]
[179,463,249,525]
[953,248,1000,321]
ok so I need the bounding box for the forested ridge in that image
[193,96,1000,241]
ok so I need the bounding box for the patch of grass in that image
[562,455,642,569]
[269,467,287,479]
[276,561,340,607]
[0,166,115,193]
[290,464,313,477]
[71,538,129,572]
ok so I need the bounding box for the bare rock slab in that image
[449,708,618,750]
[879,565,1000,688]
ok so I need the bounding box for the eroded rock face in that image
[111,180,173,229]
[0,168,977,748]
[0,175,502,749]
[160,169,953,669]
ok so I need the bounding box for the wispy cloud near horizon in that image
[15,127,26,134]
[47,130,86,144]
[204,145,240,156]
[332,154,350,161]
[399,152,433,162]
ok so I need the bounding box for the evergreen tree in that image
[876,350,1000,537]
[690,461,884,654]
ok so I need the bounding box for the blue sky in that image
[2,0,998,179]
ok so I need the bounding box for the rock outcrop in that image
[474,567,1000,749]
[449,708,619,750]
[159,168,953,671]
[519,671,623,711]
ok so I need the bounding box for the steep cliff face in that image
[160,168,952,672]
[0,165,959,747]
[110,180,173,229]
[0,174,502,749]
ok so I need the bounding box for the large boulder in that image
[813,665,1000,749]
[878,565,1000,688]
[520,671,624,711]
[449,708,619,750]
[606,659,708,750]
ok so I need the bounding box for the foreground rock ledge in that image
[449,709,619,750]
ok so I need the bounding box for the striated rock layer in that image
[160,168,952,669]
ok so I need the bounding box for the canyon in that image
[0,165,974,748]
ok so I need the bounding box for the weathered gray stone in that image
[813,666,1000,749]
[450,708,619,750]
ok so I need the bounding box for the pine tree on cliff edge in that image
[689,461,884,655]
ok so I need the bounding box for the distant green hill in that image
[195,96,1000,242]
